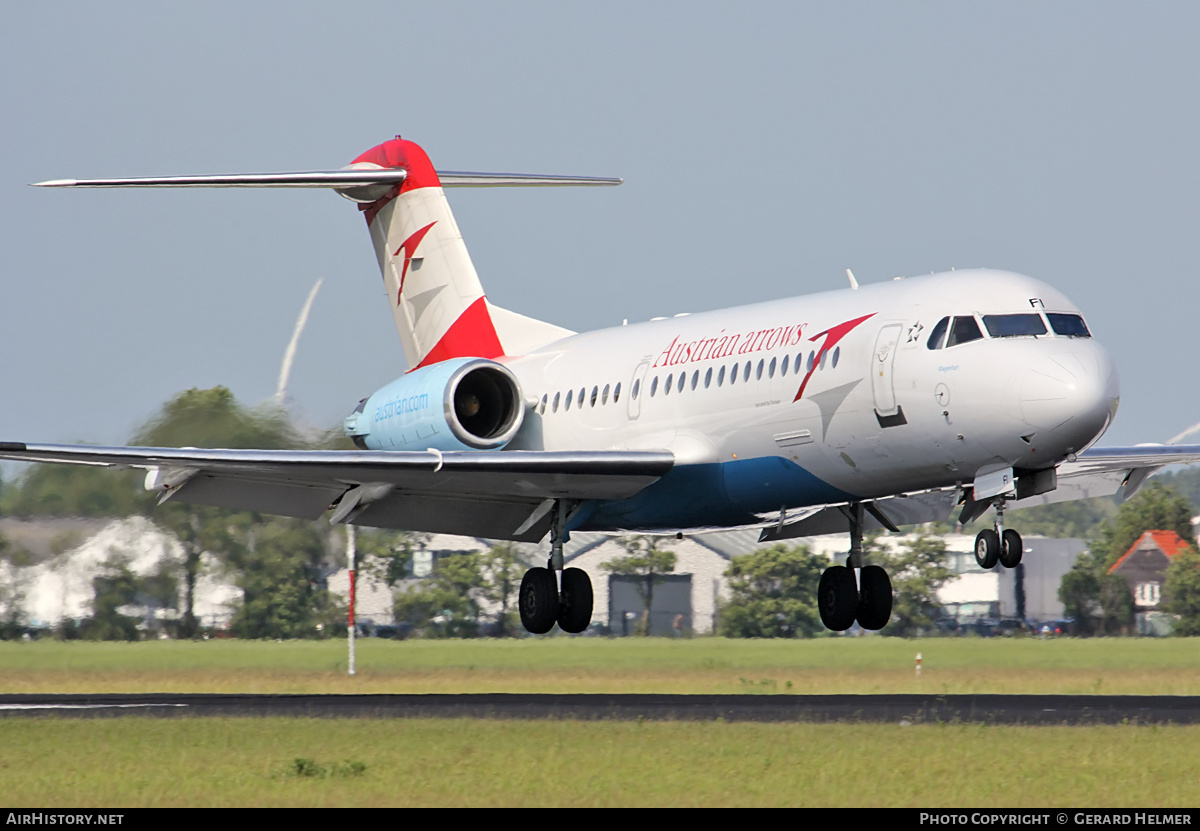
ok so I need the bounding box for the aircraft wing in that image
[760,444,1200,543]
[0,442,674,543]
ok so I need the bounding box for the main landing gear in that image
[973,498,1023,570]
[818,502,894,632]
[519,500,594,634]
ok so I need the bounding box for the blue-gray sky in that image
[2,2,1198,449]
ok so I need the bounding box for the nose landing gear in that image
[973,498,1022,570]
[817,502,895,632]
[517,500,594,635]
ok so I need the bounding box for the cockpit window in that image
[946,315,983,347]
[1047,313,1091,338]
[983,313,1047,338]
[927,317,950,350]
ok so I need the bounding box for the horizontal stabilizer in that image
[32,171,410,188]
[32,171,620,189]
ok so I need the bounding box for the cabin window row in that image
[537,382,623,415]
[537,347,841,416]
[634,347,840,401]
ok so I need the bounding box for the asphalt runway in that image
[1,693,1198,724]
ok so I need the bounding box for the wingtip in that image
[31,179,76,188]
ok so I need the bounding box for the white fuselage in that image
[498,269,1118,532]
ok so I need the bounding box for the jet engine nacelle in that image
[343,358,525,452]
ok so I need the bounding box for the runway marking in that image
[0,703,188,711]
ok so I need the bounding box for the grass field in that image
[2,636,1199,695]
[1,718,1197,807]
[4,638,1200,806]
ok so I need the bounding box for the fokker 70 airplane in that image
[6,135,1200,634]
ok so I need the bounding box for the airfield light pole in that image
[347,524,357,676]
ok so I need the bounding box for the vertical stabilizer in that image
[352,138,502,370]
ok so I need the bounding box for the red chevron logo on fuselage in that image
[392,221,437,304]
[794,312,876,401]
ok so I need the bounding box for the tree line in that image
[2,385,1199,638]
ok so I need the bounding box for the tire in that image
[557,568,594,634]
[519,567,558,635]
[1000,529,1023,568]
[975,529,1000,570]
[818,565,859,632]
[856,565,893,631]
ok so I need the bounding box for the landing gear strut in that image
[974,498,1022,570]
[518,500,594,634]
[818,502,894,632]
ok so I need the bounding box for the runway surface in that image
[1,693,1198,724]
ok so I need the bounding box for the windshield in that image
[1047,313,1091,338]
[983,313,1048,338]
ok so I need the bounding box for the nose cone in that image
[1019,343,1119,450]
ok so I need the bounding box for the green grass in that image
[2,637,1199,695]
[0,717,1196,807]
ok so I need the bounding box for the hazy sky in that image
[3,2,1199,451]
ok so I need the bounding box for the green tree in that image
[1058,483,1193,635]
[393,553,484,637]
[477,543,528,637]
[1090,483,1195,571]
[131,386,306,637]
[718,544,826,638]
[227,519,342,639]
[864,534,954,636]
[1163,545,1200,636]
[600,536,677,636]
[3,465,146,518]
[358,529,425,588]
[83,555,141,641]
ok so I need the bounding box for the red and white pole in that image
[347,523,357,676]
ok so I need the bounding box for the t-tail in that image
[33,135,621,369]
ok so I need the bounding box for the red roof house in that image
[1108,530,1193,610]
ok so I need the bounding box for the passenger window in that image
[819,349,827,370]
[927,317,950,350]
[796,352,805,372]
[539,394,547,415]
[780,355,789,376]
[729,364,737,385]
[691,370,699,391]
[807,352,815,372]
[768,357,777,378]
[650,377,659,397]
[665,373,673,395]
[579,388,585,407]
[704,367,712,388]
[983,314,1047,338]
[590,386,599,407]
[946,316,983,347]
[832,347,840,368]
[552,392,560,413]
[614,382,621,403]
[565,390,573,410]
[1047,313,1091,338]
[677,373,685,393]
[602,384,610,405]
[717,365,725,386]
[743,361,751,382]
[631,379,640,400]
